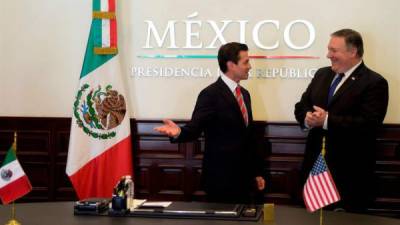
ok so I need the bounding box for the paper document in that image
[128,199,147,210]
[141,201,172,208]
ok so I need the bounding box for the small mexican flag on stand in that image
[0,134,32,204]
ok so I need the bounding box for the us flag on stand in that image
[303,153,340,212]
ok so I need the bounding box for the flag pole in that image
[320,208,323,225]
[6,202,21,225]
[6,132,21,225]
[319,137,326,225]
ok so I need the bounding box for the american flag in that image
[303,153,340,212]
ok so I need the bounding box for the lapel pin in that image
[351,77,355,80]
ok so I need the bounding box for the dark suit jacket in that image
[173,77,264,202]
[294,62,389,211]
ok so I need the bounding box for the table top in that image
[1,202,399,225]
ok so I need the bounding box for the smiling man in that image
[155,42,266,204]
[294,29,389,213]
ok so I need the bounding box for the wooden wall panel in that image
[0,117,399,216]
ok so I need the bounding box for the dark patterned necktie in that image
[327,73,344,104]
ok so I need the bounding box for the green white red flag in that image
[0,141,32,204]
[66,0,133,199]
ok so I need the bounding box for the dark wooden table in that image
[1,202,399,225]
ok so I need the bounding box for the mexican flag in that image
[0,142,32,204]
[66,0,133,199]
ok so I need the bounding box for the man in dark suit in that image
[155,42,266,203]
[295,29,389,213]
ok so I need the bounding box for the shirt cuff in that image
[323,114,328,130]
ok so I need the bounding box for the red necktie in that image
[235,86,249,126]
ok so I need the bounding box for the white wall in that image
[1,0,399,123]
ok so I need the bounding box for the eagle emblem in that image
[73,84,127,139]
[0,169,13,181]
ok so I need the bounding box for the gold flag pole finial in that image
[12,132,17,151]
[321,137,326,157]
[6,132,21,225]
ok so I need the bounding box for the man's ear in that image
[349,47,358,57]
[227,61,235,70]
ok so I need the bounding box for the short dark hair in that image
[218,42,249,73]
[331,29,364,57]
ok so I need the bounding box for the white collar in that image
[220,73,239,93]
[342,60,362,78]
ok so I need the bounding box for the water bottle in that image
[125,175,134,209]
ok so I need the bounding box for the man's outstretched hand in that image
[154,119,181,137]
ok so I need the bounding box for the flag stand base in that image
[6,202,21,225]
[6,219,21,225]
